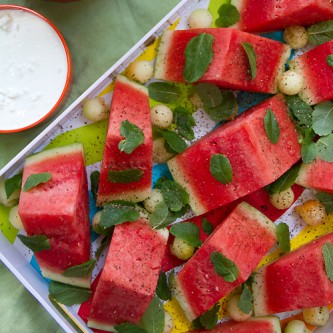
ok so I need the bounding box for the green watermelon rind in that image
[154,31,173,80]
[25,143,84,167]
[42,267,91,289]
[246,316,281,333]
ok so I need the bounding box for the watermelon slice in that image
[154,28,290,94]
[18,143,91,288]
[97,75,152,206]
[172,202,277,321]
[167,94,301,215]
[252,231,333,316]
[232,0,333,33]
[87,216,169,331]
[187,316,281,333]
[289,40,333,105]
[296,159,333,193]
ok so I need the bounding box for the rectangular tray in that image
[1,0,333,332]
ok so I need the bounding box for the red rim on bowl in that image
[0,5,72,133]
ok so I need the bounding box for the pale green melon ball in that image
[283,25,308,49]
[188,8,213,29]
[82,97,109,122]
[278,70,304,95]
[226,294,252,322]
[126,60,154,84]
[143,189,164,213]
[150,105,173,128]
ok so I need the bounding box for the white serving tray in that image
[1,0,332,332]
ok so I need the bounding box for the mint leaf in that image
[49,281,91,306]
[159,180,189,212]
[307,20,333,46]
[183,33,214,83]
[215,4,240,27]
[95,234,112,260]
[4,173,22,199]
[23,172,51,192]
[238,285,253,314]
[149,201,169,229]
[301,142,317,164]
[156,128,187,154]
[148,82,180,104]
[264,109,280,144]
[241,42,257,80]
[210,154,233,184]
[170,222,202,248]
[108,169,143,183]
[100,202,139,229]
[63,259,96,278]
[327,54,333,67]
[265,163,301,195]
[173,106,196,141]
[312,101,333,136]
[17,234,50,253]
[316,134,333,162]
[276,223,290,254]
[195,83,223,109]
[115,324,147,333]
[322,242,333,282]
[210,251,239,282]
[90,170,100,202]
[142,296,165,333]
[156,272,172,301]
[202,218,214,236]
[286,95,313,127]
[118,120,144,154]
[199,303,220,329]
[316,192,333,214]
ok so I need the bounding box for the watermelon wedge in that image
[252,231,333,316]
[289,40,333,105]
[154,28,290,94]
[187,316,281,333]
[97,75,152,206]
[87,216,169,331]
[172,202,277,321]
[296,159,333,193]
[232,0,333,33]
[18,143,91,288]
[167,94,301,216]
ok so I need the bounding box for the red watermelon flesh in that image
[253,231,333,316]
[186,316,281,333]
[296,159,333,194]
[18,143,91,288]
[154,28,290,94]
[233,0,333,33]
[97,75,152,206]
[289,40,333,105]
[87,217,168,331]
[167,94,301,216]
[173,202,277,321]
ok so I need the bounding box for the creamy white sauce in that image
[0,9,68,131]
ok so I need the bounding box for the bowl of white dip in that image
[0,5,71,133]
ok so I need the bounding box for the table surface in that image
[0,0,180,332]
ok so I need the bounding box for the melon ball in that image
[303,306,330,327]
[170,237,195,260]
[92,210,103,234]
[283,25,308,49]
[9,205,24,230]
[269,187,294,210]
[150,105,173,128]
[278,70,304,95]
[294,200,326,226]
[284,320,311,333]
[82,97,109,122]
[188,8,213,29]
[143,189,164,213]
[163,310,174,333]
[126,60,154,84]
[226,294,252,322]
[153,137,174,163]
